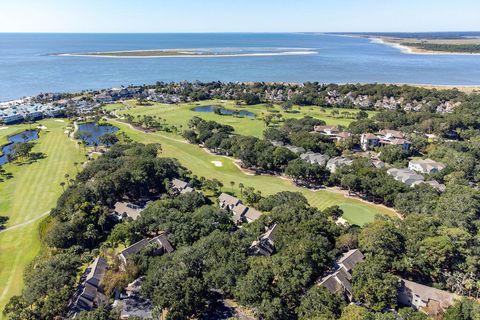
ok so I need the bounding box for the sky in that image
[0,0,479,33]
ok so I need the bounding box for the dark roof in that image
[244,207,262,222]
[219,193,241,207]
[119,233,174,262]
[172,178,190,190]
[337,249,364,272]
[85,257,107,288]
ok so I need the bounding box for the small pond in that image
[192,105,255,117]
[0,130,39,165]
[77,122,119,146]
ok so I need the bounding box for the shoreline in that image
[56,50,318,59]
[368,36,480,56]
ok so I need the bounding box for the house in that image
[114,277,153,319]
[336,132,353,141]
[318,249,364,300]
[408,159,446,174]
[69,257,108,315]
[249,224,279,256]
[360,133,380,151]
[118,233,174,265]
[243,207,262,223]
[231,203,262,224]
[300,152,330,166]
[398,278,458,317]
[372,160,386,169]
[326,157,353,173]
[378,129,405,140]
[318,267,354,300]
[335,249,364,272]
[114,202,144,220]
[389,138,412,151]
[313,125,340,136]
[387,168,425,187]
[284,145,306,154]
[219,193,242,210]
[411,180,447,193]
[171,178,194,194]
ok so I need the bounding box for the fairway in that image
[106,100,375,138]
[109,120,397,225]
[0,119,84,317]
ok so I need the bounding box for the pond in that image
[0,130,39,165]
[192,105,255,117]
[76,122,119,146]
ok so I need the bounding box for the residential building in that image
[398,278,458,317]
[387,168,425,187]
[219,193,242,210]
[69,257,108,315]
[171,178,194,194]
[378,129,405,140]
[300,152,330,166]
[326,157,353,173]
[318,249,364,300]
[114,277,153,319]
[408,159,446,174]
[360,133,380,151]
[411,180,447,193]
[118,233,174,265]
[284,145,306,154]
[249,224,279,256]
[313,125,340,136]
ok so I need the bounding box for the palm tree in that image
[230,181,235,192]
[60,181,66,192]
[239,183,244,195]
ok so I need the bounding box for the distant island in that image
[58,48,318,58]
[337,32,480,55]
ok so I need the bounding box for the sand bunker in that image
[211,160,223,167]
[0,127,8,130]
[55,119,65,122]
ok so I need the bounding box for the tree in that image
[296,286,345,319]
[339,304,372,320]
[359,219,404,262]
[352,257,399,311]
[378,145,408,164]
[98,133,119,146]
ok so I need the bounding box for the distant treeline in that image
[402,42,480,53]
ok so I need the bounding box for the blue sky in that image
[0,0,479,33]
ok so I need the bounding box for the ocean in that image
[1,33,480,101]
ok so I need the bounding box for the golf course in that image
[0,104,395,317]
[0,119,84,317]
[105,100,397,225]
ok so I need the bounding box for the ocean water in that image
[1,33,480,101]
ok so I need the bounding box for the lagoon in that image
[0,130,39,165]
[76,123,119,146]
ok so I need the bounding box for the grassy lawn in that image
[109,120,397,226]
[0,119,84,317]
[105,100,376,138]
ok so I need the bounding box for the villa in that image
[69,257,108,316]
[118,233,174,265]
[300,151,330,166]
[361,130,411,151]
[219,193,262,224]
[171,178,194,194]
[408,159,446,174]
[326,157,353,173]
[318,249,364,300]
[398,278,458,317]
[387,168,425,187]
[249,224,279,256]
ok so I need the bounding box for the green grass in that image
[105,100,376,138]
[109,119,397,226]
[0,119,85,317]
